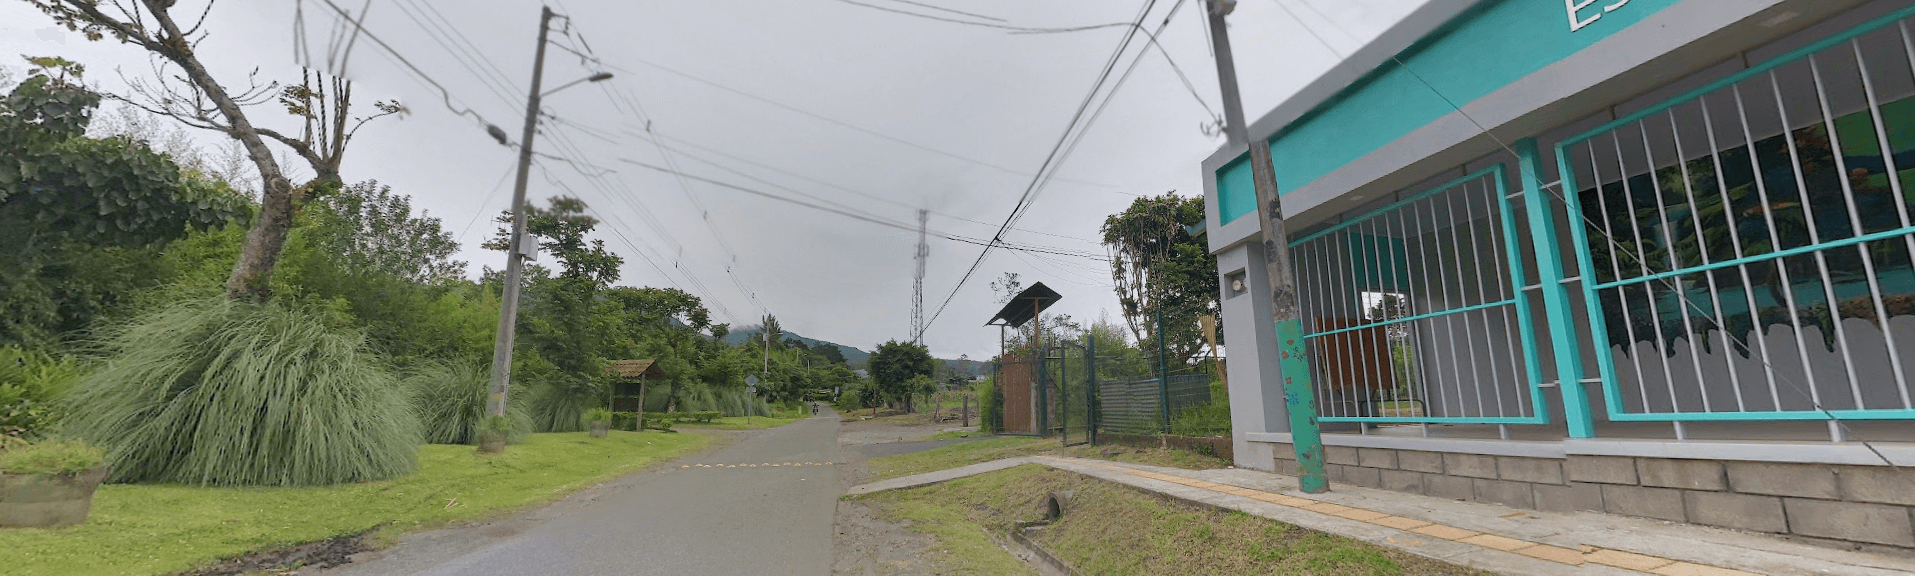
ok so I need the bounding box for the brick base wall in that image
[1263,442,1915,549]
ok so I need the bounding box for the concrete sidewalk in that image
[847,455,1915,576]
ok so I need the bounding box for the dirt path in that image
[831,419,985,576]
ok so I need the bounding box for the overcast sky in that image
[0,0,1421,359]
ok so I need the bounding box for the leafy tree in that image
[1101,193,1220,367]
[811,341,847,365]
[304,180,465,284]
[868,339,934,411]
[26,2,403,300]
[0,58,245,346]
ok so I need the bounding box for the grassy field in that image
[1058,442,1232,470]
[0,430,708,576]
[866,436,1056,481]
[672,414,808,430]
[856,465,1493,576]
[868,435,1230,482]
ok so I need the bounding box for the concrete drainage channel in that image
[1002,492,1082,576]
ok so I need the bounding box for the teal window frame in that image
[1553,4,1915,423]
[1291,164,1552,425]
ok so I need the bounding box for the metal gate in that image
[997,355,1037,434]
[1045,341,1096,446]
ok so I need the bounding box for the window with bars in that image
[1558,11,1915,420]
[1292,165,1547,424]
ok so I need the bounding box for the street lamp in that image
[481,5,615,453]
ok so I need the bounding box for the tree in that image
[0,58,246,345]
[811,342,847,365]
[27,1,401,301]
[304,180,464,284]
[868,339,934,411]
[1101,193,1220,367]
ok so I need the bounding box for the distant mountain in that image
[723,328,871,364]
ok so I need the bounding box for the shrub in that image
[409,361,531,445]
[0,346,83,437]
[0,435,28,452]
[59,298,422,486]
[527,375,602,433]
[581,407,614,426]
[691,411,720,423]
[0,439,104,476]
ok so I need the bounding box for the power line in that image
[542,41,1135,195]
[920,0,1163,336]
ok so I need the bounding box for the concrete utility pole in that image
[485,6,556,433]
[485,6,611,444]
[1202,0,1329,493]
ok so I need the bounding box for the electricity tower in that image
[911,209,929,343]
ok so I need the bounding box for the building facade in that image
[1207,0,1915,548]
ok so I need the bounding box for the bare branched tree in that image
[26,0,400,301]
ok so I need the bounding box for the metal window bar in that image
[1291,164,1548,424]
[1555,5,1915,422]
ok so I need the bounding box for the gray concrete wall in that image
[1263,441,1915,550]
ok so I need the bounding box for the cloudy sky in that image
[1,0,1419,359]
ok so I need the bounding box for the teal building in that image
[1207,0,1915,547]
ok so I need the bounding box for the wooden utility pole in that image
[1202,0,1329,492]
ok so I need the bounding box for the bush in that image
[59,298,422,486]
[527,374,602,433]
[0,439,104,476]
[975,380,1000,433]
[0,346,83,437]
[581,407,614,426]
[409,361,531,445]
[691,411,720,423]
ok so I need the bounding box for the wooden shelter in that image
[607,359,666,413]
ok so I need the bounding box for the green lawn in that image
[857,465,1493,576]
[0,430,708,576]
[866,436,1054,481]
[673,414,808,430]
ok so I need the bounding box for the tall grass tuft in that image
[672,383,769,417]
[408,361,531,445]
[60,298,422,486]
[527,375,601,432]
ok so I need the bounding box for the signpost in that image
[746,375,759,425]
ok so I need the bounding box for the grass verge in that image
[673,414,807,430]
[0,430,708,576]
[855,465,1494,576]
[867,435,1228,482]
[866,437,1054,481]
[1058,442,1231,470]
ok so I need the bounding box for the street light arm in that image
[540,72,614,98]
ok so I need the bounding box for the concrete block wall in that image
[1267,442,1915,549]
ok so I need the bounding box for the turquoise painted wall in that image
[1217,0,1681,225]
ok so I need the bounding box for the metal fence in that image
[1290,164,1547,424]
[1094,374,1212,435]
[1555,7,1915,425]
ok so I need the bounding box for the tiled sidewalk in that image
[846,455,1915,576]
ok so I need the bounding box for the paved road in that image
[326,411,843,576]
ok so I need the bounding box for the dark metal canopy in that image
[986,282,1062,328]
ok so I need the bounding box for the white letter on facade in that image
[1566,0,1601,31]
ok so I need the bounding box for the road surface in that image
[324,411,843,576]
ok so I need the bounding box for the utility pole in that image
[485,6,556,442]
[1202,0,1329,493]
[483,7,611,452]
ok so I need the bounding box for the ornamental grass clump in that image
[60,298,422,486]
[409,361,531,445]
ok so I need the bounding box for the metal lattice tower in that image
[911,209,929,343]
